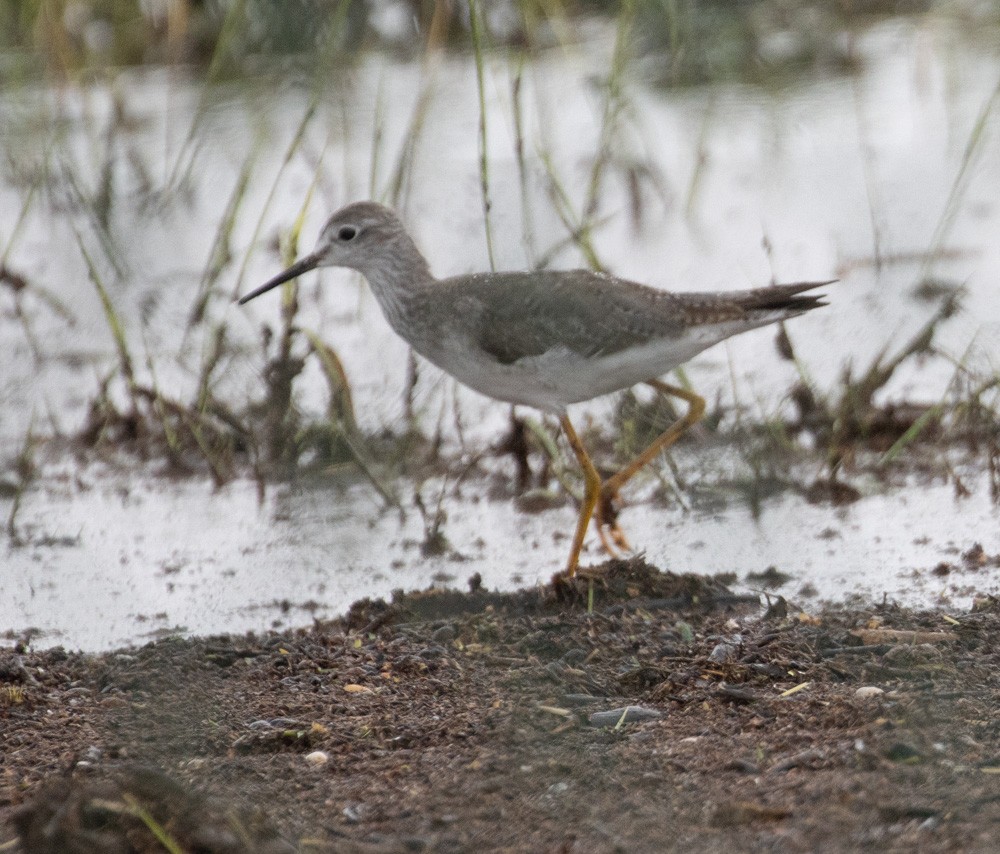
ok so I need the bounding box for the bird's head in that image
[238,201,408,305]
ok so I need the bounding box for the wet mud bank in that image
[4,559,1000,852]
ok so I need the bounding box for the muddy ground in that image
[3,557,1000,853]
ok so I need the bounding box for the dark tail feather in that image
[733,280,835,313]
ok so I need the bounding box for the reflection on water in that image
[1,16,999,649]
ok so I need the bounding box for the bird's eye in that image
[337,225,358,241]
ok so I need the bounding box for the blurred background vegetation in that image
[7,0,994,82]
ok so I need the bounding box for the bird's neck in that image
[359,235,435,341]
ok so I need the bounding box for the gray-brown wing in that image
[451,270,690,365]
[445,272,830,365]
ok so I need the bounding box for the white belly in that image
[417,330,729,415]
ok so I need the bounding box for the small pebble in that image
[855,686,885,699]
[63,687,92,698]
[589,706,663,728]
[305,750,329,766]
[709,637,742,663]
[418,644,448,659]
[431,625,456,642]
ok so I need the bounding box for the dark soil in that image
[4,558,1000,853]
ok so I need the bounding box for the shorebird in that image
[240,201,830,578]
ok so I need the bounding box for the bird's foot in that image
[595,489,632,556]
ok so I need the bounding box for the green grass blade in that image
[921,79,1000,281]
[122,794,185,854]
[879,405,943,466]
[70,221,135,395]
[468,0,496,270]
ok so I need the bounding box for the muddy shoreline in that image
[4,558,1000,852]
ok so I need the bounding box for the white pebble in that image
[855,686,885,699]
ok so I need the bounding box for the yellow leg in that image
[559,415,602,578]
[597,381,706,550]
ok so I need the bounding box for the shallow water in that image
[2,16,999,649]
[5,460,999,651]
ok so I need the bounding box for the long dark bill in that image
[237,253,321,305]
